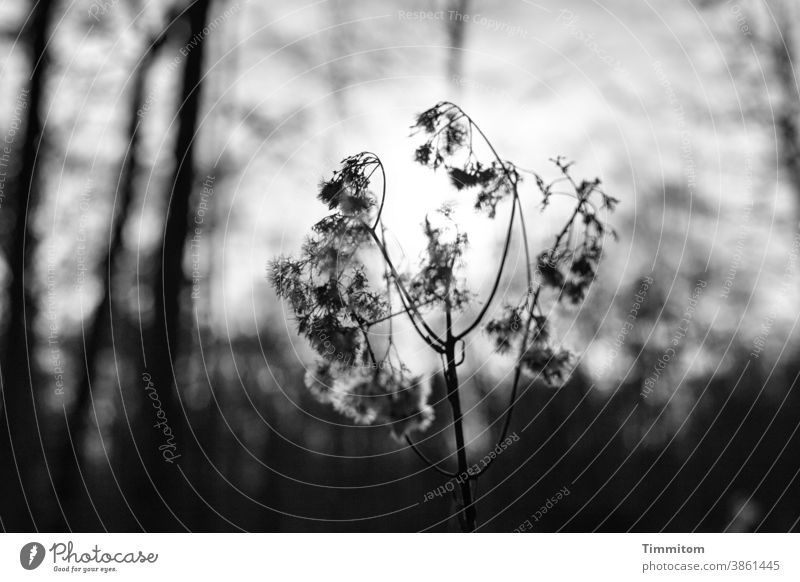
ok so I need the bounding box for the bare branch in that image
[404,436,456,477]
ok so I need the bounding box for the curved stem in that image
[454,193,517,340]
[473,196,535,474]
[363,298,438,327]
[362,152,387,230]
[425,102,523,341]
[404,436,456,477]
[365,225,445,351]
[359,326,377,365]
[516,195,533,292]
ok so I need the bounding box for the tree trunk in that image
[51,30,170,530]
[446,0,470,81]
[0,0,55,531]
[770,10,800,211]
[141,0,212,530]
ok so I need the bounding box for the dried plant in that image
[270,101,617,531]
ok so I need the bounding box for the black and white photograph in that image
[0,0,798,568]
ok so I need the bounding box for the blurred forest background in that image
[0,0,799,532]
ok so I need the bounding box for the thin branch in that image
[363,153,387,230]
[405,436,456,477]
[365,225,445,351]
[362,298,437,327]
[454,192,517,340]
[380,225,397,363]
[359,326,377,365]
[473,286,542,478]
[470,194,535,465]
[471,296,541,479]
[455,340,466,366]
[426,102,523,341]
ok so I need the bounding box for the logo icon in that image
[20,542,45,570]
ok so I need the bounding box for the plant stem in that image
[445,309,477,532]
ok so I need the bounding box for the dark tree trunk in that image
[0,0,56,532]
[770,14,800,210]
[140,0,212,531]
[51,30,171,531]
[447,0,470,81]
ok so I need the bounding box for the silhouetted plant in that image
[270,101,617,531]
